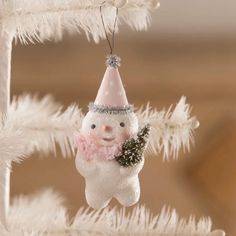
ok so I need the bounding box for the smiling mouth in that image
[102,137,115,142]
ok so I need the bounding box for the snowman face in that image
[81,111,138,146]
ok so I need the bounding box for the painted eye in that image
[120,122,125,127]
[91,124,96,129]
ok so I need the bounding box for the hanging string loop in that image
[100,5,119,55]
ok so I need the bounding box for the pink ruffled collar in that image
[76,133,123,161]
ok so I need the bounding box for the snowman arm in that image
[75,153,99,177]
[119,157,144,177]
[136,96,199,159]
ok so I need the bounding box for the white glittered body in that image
[76,154,144,209]
[75,111,144,209]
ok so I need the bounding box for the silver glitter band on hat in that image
[89,102,133,114]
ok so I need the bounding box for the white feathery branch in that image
[0,189,224,236]
[0,95,199,163]
[3,94,83,160]
[73,206,212,235]
[0,0,159,44]
[137,96,199,159]
[0,128,29,164]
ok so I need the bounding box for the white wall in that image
[151,0,236,37]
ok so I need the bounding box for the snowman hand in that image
[119,157,144,177]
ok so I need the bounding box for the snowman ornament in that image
[75,55,150,209]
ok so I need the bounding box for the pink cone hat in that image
[94,66,128,107]
[89,55,133,114]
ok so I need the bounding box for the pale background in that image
[153,0,236,37]
[10,1,236,235]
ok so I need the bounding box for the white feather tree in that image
[1,94,199,163]
[0,0,225,235]
[0,95,83,165]
[0,0,159,44]
[7,94,83,158]
[0,189,225,236]
[0,128,28,164]
[137,96,199,159]
[0,95,222,235]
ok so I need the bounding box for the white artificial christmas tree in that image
[0,0,225,235]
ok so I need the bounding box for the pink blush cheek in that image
[118,129,132,142]
[89,133,100,141]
